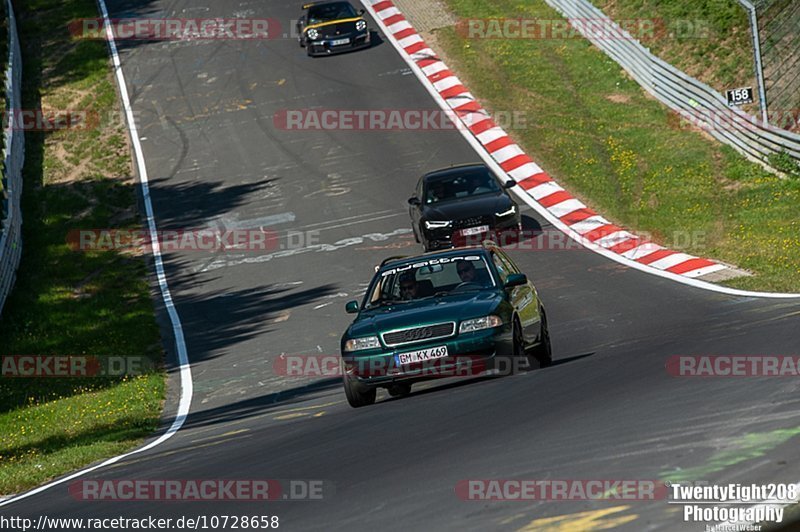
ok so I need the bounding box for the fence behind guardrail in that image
[544,0,800,171]
[0,0,25,317]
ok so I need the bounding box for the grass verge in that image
[593,0,754,94]
[434,0,800,292]
[0,0,165,493]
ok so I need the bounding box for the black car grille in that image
[382,322,455,347]
[453,215,492,230]
[320,21,358,37]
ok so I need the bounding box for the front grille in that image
[381,322,456,347]
[453,215,492,230]
[321,21,357,37]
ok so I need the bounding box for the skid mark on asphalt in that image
[197,228,412,272]
[190,429,250,444]
[660,426,800,483]
[539,406,800,472]
[273,409,328,421]
[107,433,253,470]
[274,411,327,421]
[292,209,400,231]
[517,506,637,531]
[313,292,351,310]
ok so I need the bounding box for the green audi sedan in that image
[340,242,552,407]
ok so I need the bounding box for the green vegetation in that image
[593,0,754,100]
[437,0,800,291]
[0,0,165,493]
[767,151,800,179]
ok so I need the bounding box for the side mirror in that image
[358,8,366,15]
[345,300,360,314]
[407,196,421,206]
[504,179,517,189]
[504,273,527,289]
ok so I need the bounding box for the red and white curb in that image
[363,0,752,283]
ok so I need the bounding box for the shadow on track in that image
[381,352,597,403]
[180,377,342,430]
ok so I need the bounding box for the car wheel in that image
[387,383,412,397]
[493,319,526,376]
[528,307,552,369]
[510,319,527,374]
[412,224,420,243]
[343,376,376,408]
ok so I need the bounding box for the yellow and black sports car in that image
[297,1,371,56]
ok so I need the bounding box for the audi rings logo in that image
[403,328,433,342]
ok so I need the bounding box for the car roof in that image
[422,163,491,182]
[379,245,497,270]
[305,1,352,9]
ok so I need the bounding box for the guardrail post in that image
[736,0,769,125]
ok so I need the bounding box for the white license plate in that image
[331,38,350,46]
[459,225,489,236]
[395,345,448,366]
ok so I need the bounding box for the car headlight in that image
[356,19,367,31]
[495,205,517,217]
[459,315,503,333]
[425,220,452,229]
[307,28,320,40]
[344,336,380,352]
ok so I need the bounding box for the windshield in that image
[308,2,358,24]
[364,255,495,308]
[424,168,502,204]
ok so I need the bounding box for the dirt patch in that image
[606,93,631,104]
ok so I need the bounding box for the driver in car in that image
[399,273,419,300]
[456,261,490,286]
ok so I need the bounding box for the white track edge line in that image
[0,0,194,508]
[362,0,800,299]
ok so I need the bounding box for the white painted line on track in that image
[0,0,194,508]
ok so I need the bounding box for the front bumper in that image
[423,215,522,250]
[342,326,513,388]
[307,30,370,55]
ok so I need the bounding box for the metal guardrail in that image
[544,0,800,169]
[0,0,24,317]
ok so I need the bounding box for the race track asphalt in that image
[2,0,800,530]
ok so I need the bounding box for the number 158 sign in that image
[726,87,754,106]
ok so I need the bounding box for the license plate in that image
[331,38,350,46]
[459,225,489,236]
[395,345,448,366]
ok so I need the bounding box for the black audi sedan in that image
[408,163,522,251]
